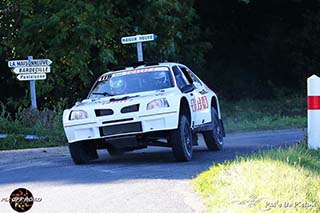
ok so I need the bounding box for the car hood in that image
[70,88,177,110]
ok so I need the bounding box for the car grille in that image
[95,109,114,117]
[102,118,133,124]
[100,122,142,137]
[121,104,140,113]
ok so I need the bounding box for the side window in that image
[179,66,193,84]
[188,71,202,85]
[172,66,189,89]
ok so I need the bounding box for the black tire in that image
[69,141,97,165]
[169,114,193,161]
[107,147,124,156]
[203,107,224,151]
[192,132,198,145]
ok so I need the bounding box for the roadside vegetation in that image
[0,96,306,150]
[221,96,306,132]
[0,102,66,150]
[193,140,320,212]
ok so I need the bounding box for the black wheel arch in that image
[210,96,226,137]
[210,96,219,117]
[179,97,191,124]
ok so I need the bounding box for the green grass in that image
[0,135,66,150]
[221,97,307,132]
[193,141,320,213]
[0,103,67,150]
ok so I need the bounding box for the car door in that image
[172,65,198,127]
[178,65,211,127]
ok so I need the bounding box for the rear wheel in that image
[169,114,193,161]
[203,107,224,151]
[68,141,98,165]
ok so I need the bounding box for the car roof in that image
[104,62,184,76]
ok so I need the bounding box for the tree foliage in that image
[0,0,207,110]
[2,0,320,110]
[195,0,320,99]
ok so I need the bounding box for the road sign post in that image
[28,56,37,109]
[8,56,52,110]
[136,42,143,62]
[121,34,157,62]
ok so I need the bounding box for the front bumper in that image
[63,110,178,143]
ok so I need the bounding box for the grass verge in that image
[193,140,320,212]
[221,97,307,132]
[0,103,66,150]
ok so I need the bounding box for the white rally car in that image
[63,62,225,164]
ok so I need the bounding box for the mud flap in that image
[219,119,226,137]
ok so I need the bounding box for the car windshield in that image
[88,67,174,98]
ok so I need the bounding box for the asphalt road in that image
[0,129,304,213]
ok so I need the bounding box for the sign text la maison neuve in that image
[8,59,52,68]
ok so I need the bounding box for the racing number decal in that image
[191,96,209,112]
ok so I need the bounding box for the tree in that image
[0,0,207,110]
[194,0,320,99]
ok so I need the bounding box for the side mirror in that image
[181,84,195,93]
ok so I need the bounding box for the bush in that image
[0,101,67,150]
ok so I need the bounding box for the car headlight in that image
[69,110,88,120]
[147,98,170,110]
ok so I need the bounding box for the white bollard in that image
[307,74,320,149]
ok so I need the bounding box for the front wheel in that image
[107,146,124,157]
[169,114,193,161]
[203,107,224,151]
[68,141,98,165]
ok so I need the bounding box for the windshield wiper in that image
[110,95,139,102]
[92,92,114,97]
